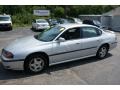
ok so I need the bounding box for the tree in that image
[0,5,118,26]
[54,6,65,18]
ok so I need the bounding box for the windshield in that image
[0,16,10,21]
[35,26,65,42]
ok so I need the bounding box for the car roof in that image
[58,23,97,29]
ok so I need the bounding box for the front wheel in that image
[24,55,47,74]
[96,45,108,59]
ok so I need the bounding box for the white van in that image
[0,14,12,30]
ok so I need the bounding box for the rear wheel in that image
[24,55,47,74]
[96,45,108,59]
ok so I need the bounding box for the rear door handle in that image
[97,40,101,42]
[76,43,80,44]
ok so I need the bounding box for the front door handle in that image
[76,43,80,44]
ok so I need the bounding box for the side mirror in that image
[58,37,65,42]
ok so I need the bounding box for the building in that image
[103,7,120,31]
[79,7,120,31]
[79,15,102,21]
[79,14,112,30]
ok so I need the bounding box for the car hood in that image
[0,21,11,24]
[5,36,50,52]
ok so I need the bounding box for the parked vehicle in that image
[0,14,12,30]
[83,20,101,28]
[1,23,117,73]
[32,19,50,31]
[47,18,82,26]
[46,19,59,26]
[67,17,82,24]
[57,18,74,24]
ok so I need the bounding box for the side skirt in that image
[49,54,96,66]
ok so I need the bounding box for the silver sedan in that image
[32,19,50,31]
[1,23,117,74]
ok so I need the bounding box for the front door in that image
[50,27,83,64]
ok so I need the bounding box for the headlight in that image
[2,49,14,58]
[7,23,12,26]
[37,24,40,27]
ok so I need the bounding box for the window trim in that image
[54,27,81,41]
[53,26,102,41]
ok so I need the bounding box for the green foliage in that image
[102,5,115,13]
[12,13,32,25]
[54,7,65,18]
[67,6,80,17]
[0,5,118,27]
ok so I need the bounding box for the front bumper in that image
[35,26,50,30]
[0,55,24,70]
[0,25,12,30]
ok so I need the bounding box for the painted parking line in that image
[67,69,88,84]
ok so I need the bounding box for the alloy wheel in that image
[29,57,45,72]
[98,46,107,58]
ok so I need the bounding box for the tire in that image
[8,26,12,31]
[24,54,47,74]
[96,45,108,59]
[10,27,12,30]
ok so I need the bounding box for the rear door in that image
[80,27,102,56]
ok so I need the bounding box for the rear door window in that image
[80,27,102,38]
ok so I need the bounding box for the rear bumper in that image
[0,56,24,70]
